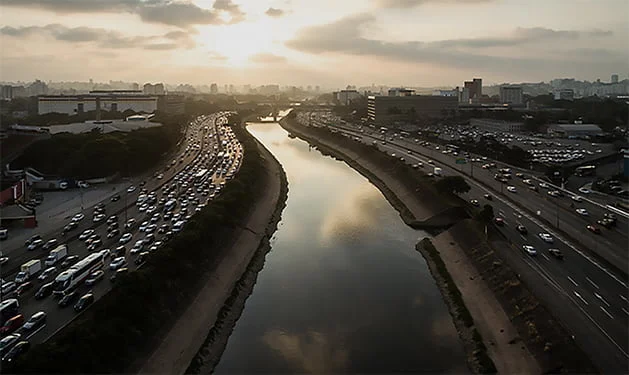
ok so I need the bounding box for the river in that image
[213,123,467,373]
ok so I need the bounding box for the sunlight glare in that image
[198,21,275,66]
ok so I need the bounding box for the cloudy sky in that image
[1,0,627,87]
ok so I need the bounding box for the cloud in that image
[0,0,246,27]
[285,14,617,75]
[249,53,287,63]
[374,0,495,8]
[0,24,196,50]
[265,7,285,17]
[208,51,229,61]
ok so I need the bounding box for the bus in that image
[194,168,208,183]
[575,165,596,177]
[0,299,19,325]
[52,253,104,296]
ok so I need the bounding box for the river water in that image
[214,123,467,373]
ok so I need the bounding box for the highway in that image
[0,112,245,358]
[303,120,628,372]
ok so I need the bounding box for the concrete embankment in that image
[280,118,596,374]
[138,125,289,375]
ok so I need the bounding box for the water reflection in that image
[213,123,467,373]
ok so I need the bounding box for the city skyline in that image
[1,0,627,86]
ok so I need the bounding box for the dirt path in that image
[139,138,283,375]
[431,232,541,374]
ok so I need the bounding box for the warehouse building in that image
[367,94,458,125]
[470,118,523,132]
[547,123,603,138]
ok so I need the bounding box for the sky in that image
[0,0,627,88]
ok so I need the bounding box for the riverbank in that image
[138,124,288,374]
[279,117,555,373]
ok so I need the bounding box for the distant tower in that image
[611,74,619,84]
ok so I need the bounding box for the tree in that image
[435,176,471,195]
[477,204,494,223]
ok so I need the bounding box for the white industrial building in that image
[470,118,524,133]
[38,90,157,115]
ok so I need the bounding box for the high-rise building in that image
[499,86,523,105]
[210,83,218,95]
[367,95,458,125]
[335,90,362,105]
[611,74,619,84]
[463,78,482,101]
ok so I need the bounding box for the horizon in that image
[1,0,627,87]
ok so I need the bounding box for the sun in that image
[198,21,275,66]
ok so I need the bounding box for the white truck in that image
[14,259,42,284]
[45,244,68,266]
[434,167,443,176]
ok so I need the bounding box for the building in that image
[499,86,523,105]
[388,88,415,96]
[1,85,13,100]
[611,74,619,84]
[335,90,362,105]
[143,83,165,95]
[433,88,459,97]
[38,90,157,115]
[470,118,523,132]
[463,78,482,102]
[210,83,218,95]
[367,95,458,125]
[554,89,575,101]
[547,123,603,138]
[157,94,185,114]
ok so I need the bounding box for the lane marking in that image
[595,292,611,307]
[542,254,550,261]
[586,277,600,290]
[567,276,579,287]
[601,306,614,320]
[622,308,629,317]
[574,291,589,305]
[620,295,629,304]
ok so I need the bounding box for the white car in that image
[37,267,57,282]
[139,221,150,232]
[522,245,537,256]
[93,213,106,223]
[119,233,133,244]
[506,186,517,193]
[79,229,95,241]
[538,233,554,243]
[575,208,589,216]
[539,182,549,189]
[109,256,127,271]
[130,241,144,255]
[571,195,583,202]
[72,213,85,222]
[127,185,136,194]
[578,187,591,194]
[77,181,90,189]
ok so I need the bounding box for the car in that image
[74,293,94,312]
[0,333,22,357]
[110,268,129,283]
[136,251,150,265]
[130,241,144,255]
[119,233,133,244]
[145,224,157,233]
[0,315,24,335]
[87,239,102,251]
[34,282,54,300]
[63,221,79,233]
[571,195,584,202]
[522,245,537,256]
[107,229,121,239]
[109,256,127,271]
[16,282,35,298]
[158,224,169,234]
[60,255,80,269]
[107,221,119,231]
[597,219,614,228]
[77,181,90,188]
[1,282,17,298]
[516,225,528,234]
[603,213,617,223]
[139,221,150,232]
[2,340,30,364]
[494,217,504,226]
[26,238,44,251]
[483,194,492,200]
[111,194,121,202]
[93,213,106,223]
[586,225,601,234]
[99,248,112,258]
[470,199,479,207]
[42,239,58,251]
[71,213,85,222]
[21,311,46,336]
[24,234,42,246]
[37,267,57,282]
[538,233,554,243]
[506,186,517,193]
[575,208,589,216]
[58,290,80,308]
[578,187,591,194]
[548,248,564,259]
[107,215,118,225]
[428,160,434,165]
[85,270,105,286]
[79,229,95,241]
[113,245,127,257]
[539,182,549,189]
[127,185,136,193]
[547,190,560,198]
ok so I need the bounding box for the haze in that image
[1,0,627,86]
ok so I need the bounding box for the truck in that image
[14,259,42,284]
[434,167,443,176]
[45,244,68,266]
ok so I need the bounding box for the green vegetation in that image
[435,176,471,195]
[11,113,185,179]
[419,238,497,374]
[476,204,494,224]
[10,121,270,374]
